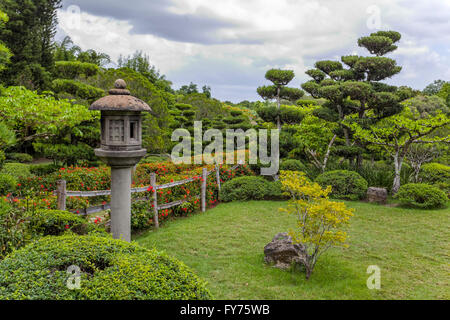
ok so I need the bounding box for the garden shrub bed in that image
[0,234,211,300]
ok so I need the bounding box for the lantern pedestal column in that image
[95,148,147,242]
[110,166,132,242]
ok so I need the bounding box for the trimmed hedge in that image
[52,79,105,101]
[395,183,447,209]
[0,163,32,179]
[54,61,100,79]
[5,153,33,163]
[280,159,307,172]
[315,170,368,200]
[29,163,61,176]
[0,234,211,300]
[219,176,283,202]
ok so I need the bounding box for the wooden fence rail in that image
[55,164,240,228]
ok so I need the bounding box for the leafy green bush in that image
[220,176,283,202]
[0,234,211,300]
[280,159,307,172]
[315,170,368,200]
[419,163,450,196]
[419,163,450,184]
[395,183,447,209]
[0,201,30,259]
[131,200,153,231]
[0,174,17,196]
[29,163,60,176]
[30,210,95,236]
[5,153,33,163]
[0,163,32,179]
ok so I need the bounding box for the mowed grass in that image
[136,201,450,300]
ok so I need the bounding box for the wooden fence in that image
[55,164,240,229]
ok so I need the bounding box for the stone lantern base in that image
[95,148,147,242]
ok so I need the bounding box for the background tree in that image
[178,82,199,95]
[0,0,62,89]
[294,114,338,172]
[302,31,414,168]
[257,69,304,130]
[0,86,96,158]
[117,51,172,93]
[202,85,212,98]
[423,80,447,96]
[407,144,440,183]
[347,104,449,194]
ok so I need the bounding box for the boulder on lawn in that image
[264,233,307,270]
[367,187,388,204]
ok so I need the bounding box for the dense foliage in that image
[0,234,211,300]
[279,171,354,279]
[315,170,368,200]
[219,176,283,202]
[395,183,447,209]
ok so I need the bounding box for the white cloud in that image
[58,0,450,101]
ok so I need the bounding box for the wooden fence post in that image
[215,165,221,192]
[56,180,66,211]
[150,173,159,229]
[201,168,207,212]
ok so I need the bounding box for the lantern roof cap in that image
[89,79,152,112]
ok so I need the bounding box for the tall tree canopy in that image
[0,0,62,89]
[301,30,416,167]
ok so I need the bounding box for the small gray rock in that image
[264,233,307,270]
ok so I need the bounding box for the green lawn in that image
[136,201,450,300]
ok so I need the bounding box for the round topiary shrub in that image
[0,234,211,300]
[395,183,448,209]
[315,170,368,200]
[0,173,17,196]
[280,159,307,172]
[219,176,283,202]
[30,210,96,236]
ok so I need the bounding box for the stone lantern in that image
[90,79,151,242]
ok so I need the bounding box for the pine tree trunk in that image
[276,87,281,131]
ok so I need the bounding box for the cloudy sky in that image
[57,0,450,102]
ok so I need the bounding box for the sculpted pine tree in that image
[301,31,415,167]
[257,69,304,130]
